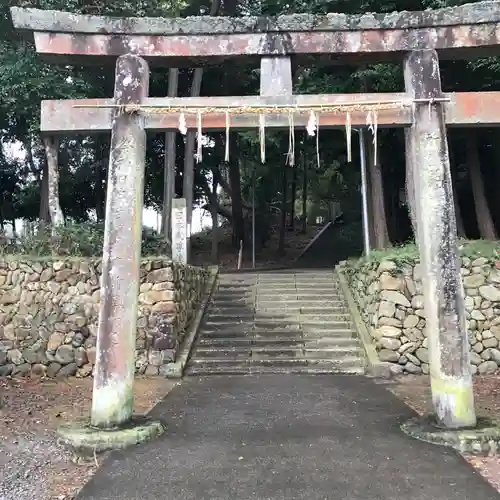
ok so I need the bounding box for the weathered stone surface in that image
[479,360,498,375]
[403,315,419,329]
[379,290,411,307]
[379,337,401,350]
[483,337,499,348]
[378,300,396,318]
[377,317,403,328]
[55,345,75,364]
[379,349,399,362]
[379,273,405,291]
[415,347,429,363]
[373,325,401,339]
[47,362,62,377]
[0,258,208,378]
[479,285,500,302]
[405,362,422,374]
[58,362,78,377]
[14,3,500,40]
[469,351,482,365]
[463,274,486,288]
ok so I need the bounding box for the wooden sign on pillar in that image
[172,198,188,265]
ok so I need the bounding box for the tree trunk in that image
[366,156,377,248]
[466,131,497,240]
[94,136,107,221]
[447,134,466,238]
[26,138,49,225]
[183,67,203,237]
[366,135,390,249]
[228,136,245,248]
[182,0,221,245]
[161,67,179,240]
[211,175,219,263]
[43,136,64,231]
[278,164,288,255]
[301,155,307,233]
[289,162,297,230]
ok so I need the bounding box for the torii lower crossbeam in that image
[41,91,500,134]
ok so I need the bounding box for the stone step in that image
[256,294,344,301]
[208,307,351,316]
[193,345,362,358]
[200,325,356,338]
[187,356,364,368]
[300,321,352,330]
[197,336,360,347]
[185,358,365,376]
[206,312,353,322]
[255,307,349,314]
[217,287,255,293]
[201,325,304,336]
[185,365,365,375]
[206,313,256,322]
[256,284,340,290]
[254,301,347,309]
[198,339,305,349]
[204,317,352,327]
[256,276,336,281]
[210,300,254,306]
[188,270,364,377]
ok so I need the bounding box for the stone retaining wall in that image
[343,255,500,376]
[0,258,208,378]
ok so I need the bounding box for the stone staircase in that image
[185,270,366,375]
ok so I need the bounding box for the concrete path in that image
[78,375,499,500]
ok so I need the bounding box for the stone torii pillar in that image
[404,49,476,430]
[58,54,164,453]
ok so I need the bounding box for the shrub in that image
[0,222,171,257]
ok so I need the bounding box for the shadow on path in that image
[78,375,499,500]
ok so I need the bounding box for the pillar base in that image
[401,415,500,455]
[56,416,165,455]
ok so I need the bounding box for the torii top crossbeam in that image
[10,1,500,66]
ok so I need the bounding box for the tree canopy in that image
[2,0,500,262]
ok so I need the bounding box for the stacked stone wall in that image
[0,258,208,377]
[343,255,500,375]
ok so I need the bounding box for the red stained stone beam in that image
[40,92,500,134]
[29,25,500,63]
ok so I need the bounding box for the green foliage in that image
[2,0,500,258]
[0,222,170,257]
[343,239,500,275]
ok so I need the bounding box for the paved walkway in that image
[78,375,499,500]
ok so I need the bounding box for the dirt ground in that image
[390,374,500,492]
[0,376,177,500]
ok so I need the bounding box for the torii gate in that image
[10,2,500,444]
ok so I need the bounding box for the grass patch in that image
[342,239,500,271]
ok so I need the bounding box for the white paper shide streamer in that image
[366,110,378,165]
[178,112,187,135]
[345,112,352,162]
[195,111,203,163]
[306,111,317,137]
[225,111,230,162]
[287,112,295,167]
[259,114,266,164]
